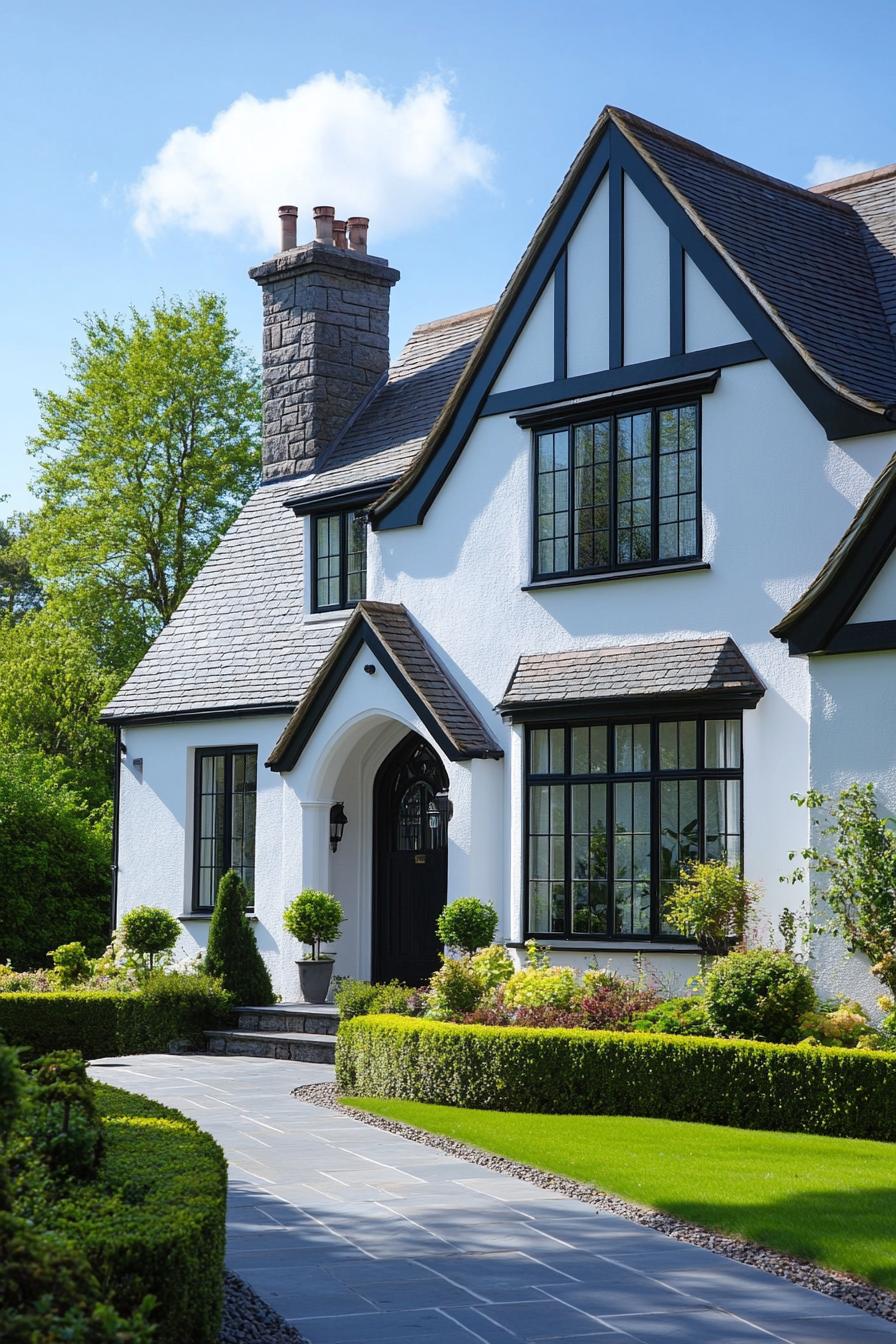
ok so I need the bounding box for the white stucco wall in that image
[851,546,896,621]
[566,176,609,376]
[369,350,894,983]
[491,275,554,392]
[623,174,669,365]
[684,254,749,350]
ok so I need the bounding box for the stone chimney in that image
[249,207,400,480]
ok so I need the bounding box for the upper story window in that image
[312,509,367,612]
[193,747,257,910]
[533,401,699,580]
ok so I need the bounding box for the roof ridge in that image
[608,106,853,214]
[412,305,496,334]
[811,162,896,195]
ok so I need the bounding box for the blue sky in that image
[3,0,895,511]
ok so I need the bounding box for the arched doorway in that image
[372,732,449,985]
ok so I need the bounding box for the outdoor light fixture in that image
[427,791,454,831]
[329,802,348,852]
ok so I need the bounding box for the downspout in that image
[110,724,122,932]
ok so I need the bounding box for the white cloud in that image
[805,154,877,187]
[131,73,493,247]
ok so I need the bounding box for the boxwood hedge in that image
[0,979,231,1059]
[336,1015,896,1141]
[27,1082,227,1343]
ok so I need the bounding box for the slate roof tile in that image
[267,601,503,765]
[499,636,764,709]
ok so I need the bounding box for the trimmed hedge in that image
[0,982,231,1059]
[336,1015,896,1142]
[27,1082,227,1343]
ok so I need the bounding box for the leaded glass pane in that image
[705,718,742,769]
[528,783,566,933]
[534,430,570,575]
[571,782,608,933]
[705,778,742,862]
[346,510,367,603]
[659,778,699,930]
[659,720,697,770]
[616,411,652,564]
[573,419,611,570]
[315,512,342,609]
[615,722,651,773]
[613,780,651,934]
[657,404,698,560]
[571,724,608,775]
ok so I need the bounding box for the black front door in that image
[372,732,449,986]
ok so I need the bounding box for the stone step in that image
[205,1029,336,1064]
[235,1004,340,1036]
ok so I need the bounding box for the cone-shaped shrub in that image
[204,871,275,1006]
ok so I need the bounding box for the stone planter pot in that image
[296,958,334,1004]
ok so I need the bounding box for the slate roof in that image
[102,479,343,721]
[267,601,503,768]
[103,310,492,724]
[284,306,493,505]
[812,164,896,350]
[615,110,896,410]
[498,637,765,712]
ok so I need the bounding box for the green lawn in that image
[349,1097,896,1289]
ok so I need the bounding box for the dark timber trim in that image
[285,481,394,516]
[553,250,568,380]
[522,560,710,591]
[101,702,297,727]
[819,620,896,656]
[267,615,503,772]
[669,235,685,355]
[609,151,624,368]
[482,343,758,419]
[499,691,764,725]
[514,368,720,429]
[773,458,896,655]
[373,111,889,532]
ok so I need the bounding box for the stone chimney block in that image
[250,211,399,480]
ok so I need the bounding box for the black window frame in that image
[192,746,258,912]
[310,508,368,613]
[524,711,743,942]
[530,397,702,582]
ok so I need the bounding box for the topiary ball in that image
[704,948,816,1043]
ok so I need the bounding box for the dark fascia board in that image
[512,368,721,430]
[773,470,896,654]
[498,689,765,724]
[373,118,888,533]
[612,130,888,441]
[100,701,296,727]
[284,479,397,516]
[814,620,896,656]
[371,136,613,531]
[267,621,503,772]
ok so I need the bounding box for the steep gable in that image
[372,108,896,531]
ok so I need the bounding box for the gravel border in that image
[295,1081,896,1324]
[221,1269,308,1344]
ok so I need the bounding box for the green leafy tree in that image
[0,750,110,969]
[789,783,896,995]
[205,870,274,1006]
[0,605,118,810]
[0,509,41,621]
[26,293,261,672]
[436,898,498,955]
[119,906,180,975]
[283,890,344,960]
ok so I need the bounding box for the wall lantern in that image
[427,791,454,831]
[329,801,348,852]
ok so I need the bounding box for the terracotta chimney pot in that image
[333,219,348,249]
[313,205,336,245]
[346,216,369,255]
[278,205,298,252]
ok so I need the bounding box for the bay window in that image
[526,715,742,939]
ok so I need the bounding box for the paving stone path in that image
[89,1054,896,1344]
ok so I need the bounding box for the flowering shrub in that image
[502,966,577,1011]
[579,982,660,1028]
[425,958,485,1019]
[630,995,712,1036]
[470,944,514,991]
[799,999,871,1048]
[705,949,817,1043]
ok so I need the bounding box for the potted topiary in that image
[283,889,344,1003]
